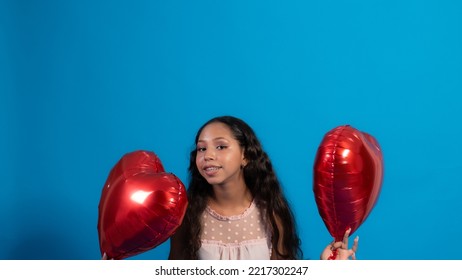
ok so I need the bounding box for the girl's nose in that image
[204,150,215,161]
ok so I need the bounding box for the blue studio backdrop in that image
[1,1,461,260]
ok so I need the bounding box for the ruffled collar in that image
[205,200,256,221]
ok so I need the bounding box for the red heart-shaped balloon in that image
[97,150,188,259]
[313,125,383,241]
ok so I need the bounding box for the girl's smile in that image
[202,165,222,176]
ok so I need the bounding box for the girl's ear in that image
[241,149,248,167]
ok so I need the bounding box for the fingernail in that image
[355,236,359,241]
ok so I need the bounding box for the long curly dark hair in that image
[181,116,302,259]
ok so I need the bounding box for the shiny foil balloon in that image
[313,125,383,242]
[98,150,188,260]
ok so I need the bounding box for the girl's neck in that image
[209,182,253,216]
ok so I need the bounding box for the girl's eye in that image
[197,147,206,152]
[216,145,227,150]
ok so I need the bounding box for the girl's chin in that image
[205,179,223,186]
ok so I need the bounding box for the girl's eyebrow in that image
[197,137,229,143]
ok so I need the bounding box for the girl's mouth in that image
[203,166,221,175]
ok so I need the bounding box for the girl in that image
[169,116,357,260]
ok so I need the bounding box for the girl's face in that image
[196,122,247,187]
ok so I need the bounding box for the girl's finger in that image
[351,236,359,253]
[342,228,351,249]
[331,241,344,250]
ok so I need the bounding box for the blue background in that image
[1,0,461,260]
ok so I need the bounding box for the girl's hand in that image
[320,228,359,260]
